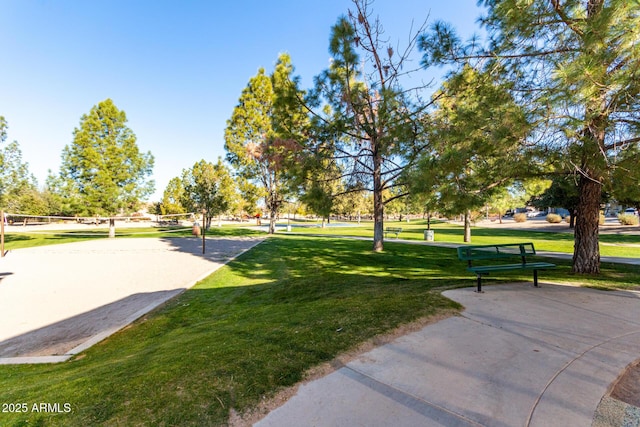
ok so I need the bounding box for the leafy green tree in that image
[43,170,80,216]
[530,175,581,226]
[487,187,512,224]
[0,117,39,212]
[180,159,235,229]
[160,177,186,215]
[60,99,154,235]
[406,191,439,228]
[295,157,350,226]
[409,66,531,242]
[421,0,640,273]
[304,0,431,251]
[225,54,305,234]
[0,116,6,143]
[234,177,261,219]
[333,188,368,222]
[301,182,334,225]
[11,189,50,215]
[611,143,640,220]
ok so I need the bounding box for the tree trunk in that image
[108,218,116,238]
[570,210,576,229]
[269,211,277,234]
[463,210,471,243]
[372,153,384,252]
[267,191,278,234]
[572,174,601,274]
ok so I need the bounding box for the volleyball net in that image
[0,211,198,236]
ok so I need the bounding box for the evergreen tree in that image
[60,99,154,236]
[0,116,39,212]
[225,54,305,234]
[421,0,640,273]
[409,66,531,242]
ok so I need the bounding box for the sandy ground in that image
[0,236,263,361]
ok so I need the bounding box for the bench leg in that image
[533,270,539,287]
[476,275,483,293]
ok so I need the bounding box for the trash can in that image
[424,230,434,241]
[192,222,201,237]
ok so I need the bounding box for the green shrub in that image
[546,213,562,223]
[618,213,639,226]
[513,213,527,222]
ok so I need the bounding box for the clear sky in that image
[0,0,484,202]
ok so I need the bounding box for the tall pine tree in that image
[421,0,640,273]
[224,54,306,234]
[61,99,154,236]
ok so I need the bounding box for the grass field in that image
[290,219,640,258]
[1,227,638,425]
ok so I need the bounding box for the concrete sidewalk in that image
[256,283,640,426]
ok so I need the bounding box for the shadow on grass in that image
[2,233,34,244]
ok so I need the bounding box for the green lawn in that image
[1,232,638,426]
[291,219,640,258]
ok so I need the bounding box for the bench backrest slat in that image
[457,243,536,262]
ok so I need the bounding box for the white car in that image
[624,208,638,215]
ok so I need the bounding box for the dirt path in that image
[0,236,263,362]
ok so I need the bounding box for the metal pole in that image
[202,210,206,254]
[1,210,5,257]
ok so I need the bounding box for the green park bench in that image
[457,242,556,292]
[384,227,402,238]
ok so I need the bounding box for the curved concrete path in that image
[0,236,263,364]
[256,283,640,427]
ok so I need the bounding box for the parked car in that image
[555,208,570,218]
[624,208,638,215]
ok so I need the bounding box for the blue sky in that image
[0,0,484,202]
